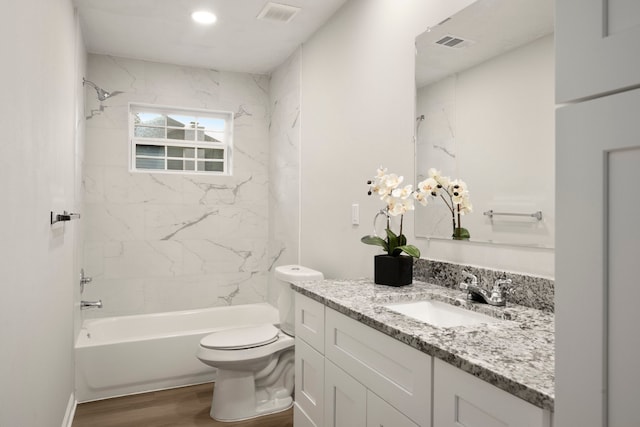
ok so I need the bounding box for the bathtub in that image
[75,303,279,402]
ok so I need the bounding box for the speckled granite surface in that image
[414,258,555,312]
[291,279,554,411]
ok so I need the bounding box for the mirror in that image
[414,0,555,248]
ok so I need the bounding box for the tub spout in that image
[81,300,102,310]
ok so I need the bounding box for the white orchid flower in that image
[383,173,404,191]
[459,195,473,214]
[428,168,451,188]
[450,179,469,205]
[386,197,401,216]
[413,191,428,206]
[388,197,414,216]
[418,177,439,196]
[392,184,413,199]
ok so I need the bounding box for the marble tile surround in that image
[414,258,554,312]
[267,49,301,307]
[82,55,279,317]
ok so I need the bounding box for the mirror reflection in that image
[414,0,555,248]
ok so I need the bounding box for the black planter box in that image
[374,255,413,286]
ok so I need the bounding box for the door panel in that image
[556,0,640,102]
[556,87,640,427]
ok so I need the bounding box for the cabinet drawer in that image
[295,293,325,353]
[433,358,551,427]
[295,337,324,427]
[325,308,431,427]
[367,390,419,427]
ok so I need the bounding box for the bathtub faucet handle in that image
[80,269,92,293]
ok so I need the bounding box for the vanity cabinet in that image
[433,359,550,427]
[294,292,551,427]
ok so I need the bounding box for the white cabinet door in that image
[433,359,550,427]
[324,359,366,427]
[366,391,418,427]
[295,337,324,427]
[295,293,325,353]
[556,0,640,103]
[324,309,431,426]
[556,88,640,427]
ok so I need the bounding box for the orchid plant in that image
[361,167,473,256]
[361,168,421,258]
[417,168,473,240]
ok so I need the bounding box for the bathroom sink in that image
[383,300,500,328]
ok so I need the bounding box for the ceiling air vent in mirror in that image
[257,2,301,23]
[435,35,475,48]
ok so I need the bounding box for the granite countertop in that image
[291,279,554,411]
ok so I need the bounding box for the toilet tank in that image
[275,265,324,336]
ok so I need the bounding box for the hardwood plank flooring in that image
[72,383,293,427]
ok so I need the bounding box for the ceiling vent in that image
[257,2,301,23]
[435,35,475,49]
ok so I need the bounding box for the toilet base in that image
[210,395,293,422]
[209,350,295,422]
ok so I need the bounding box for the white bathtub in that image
[75,303,279,402]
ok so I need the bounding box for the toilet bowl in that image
[196,265,323,422]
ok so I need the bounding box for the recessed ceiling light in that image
[191,10,217,25]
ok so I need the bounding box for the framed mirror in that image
[414,0,555,248]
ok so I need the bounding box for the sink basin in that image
[383,300,500,327]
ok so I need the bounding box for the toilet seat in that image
[201,324,279,350]
[197,325,294,367]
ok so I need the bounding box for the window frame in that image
[128,103,234,176]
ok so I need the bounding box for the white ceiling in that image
[74,0,348,74]
[415,0,554,88]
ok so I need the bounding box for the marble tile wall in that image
[267,49,302,306]
[82,54,273,317]
[414,258,554,312]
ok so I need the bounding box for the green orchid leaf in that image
[360,235,389,252]
[385,228,399,251]
[398,244,421,258]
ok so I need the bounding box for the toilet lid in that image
[200,324,279,350]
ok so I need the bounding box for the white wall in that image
[300,0,479,278]
[268,49,302,305]
[0,0,82,425]
[299,0,553,279]
[82,55,273,318]
[415,35,555,261]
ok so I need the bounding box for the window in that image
[129,103,233,175]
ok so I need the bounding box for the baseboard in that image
[61,393,77,427]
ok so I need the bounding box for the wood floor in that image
[72,383,293,427]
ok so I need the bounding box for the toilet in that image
[197,265,324,422]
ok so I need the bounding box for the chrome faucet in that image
[80,269,92,293]
[81,300,102,310]
[459,271,513,307]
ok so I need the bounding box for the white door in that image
[556,87,640,427]
[556,0,640,103]
[324,360,366,427]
